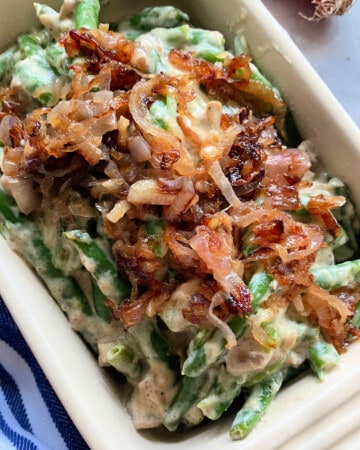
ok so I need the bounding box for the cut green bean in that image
[163,372,211,431]
[311,260,360,290]
[150,25,226,64]
[181,403,204,428]
[18,35,44,58]
[18,29,53,56]
[91,278,111,322]
[63,229,130,303]
[182,271,272,377]
[352,303,360,328]
[230,369,286,440]
[9,29,58,105]
[128,318,178,373]
[0,189,21,224]
[197,366,242,420]
[308,341,339,380]
[5,30,57,105]
[12,55,57,105]
[250,62,278,92]
[34,2,75,36]
[106,343,143,383]
[0,47,18,83]
[45,43,72,77]
[0,192,92,316]
[34,3,59,22]
[129,6,189,31]
[150,325,178,372]
[334,185,360,262]
[75,0,100,30]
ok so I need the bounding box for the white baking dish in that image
[1,1,360,448]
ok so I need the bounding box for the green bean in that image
[149,95,178,131]
[181,404,204,428]
[230,369,286,440]
[106,343,143,383]
[18,29,53,55]
[34,3,58,22]
[0,47,18,83]
[91,278,111,322]
[182,271,272,377]
[163,372,212,431]
[45,43,72,77]
[75,0,100,30]
[128,317,180,421]
[0,191,92,316]
[18,34,44,58]
[149,324,178,372]
[311,260,360,290]
[63,229,130,303]
[8,28,58,105]
[0,189,21,224]
[197,366,242,420]
[128,318,178,373]
[129,6,189,31]
[181,328,212,377]
[333,185,360,262]
[352,303,360,328]
[308,341,339,380]
[249,62,277,91]
[248,271,273,309]
[12,57,56,105]
[12,36,57,106]
[34,2,75,36]
[196,316,319,423]
[151,26,226,63]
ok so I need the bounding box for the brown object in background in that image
[300,0,353,20]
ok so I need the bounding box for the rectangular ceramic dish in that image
[1,1,360,448]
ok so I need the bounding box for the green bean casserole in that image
[0,0,360,440]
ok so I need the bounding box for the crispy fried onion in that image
[106,290,170,329]
[128,73,195,173]
[127,176,197,221]
[15,67,129,166]
[262,148,312,210]
[267,257,352,350]
[168,49,288,135]
[63,29,144,91]
[223,124,267,199]
[208,160,242,208]
[46,92,123,164]
[164,226,199,268]
[208,291,237,349]
[306,194,345,238]
[232,205,324,262]
[189,223,252,317]
[63,29,135,66]
[296,284,351,350]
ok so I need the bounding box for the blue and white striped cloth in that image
[0,296,89,450]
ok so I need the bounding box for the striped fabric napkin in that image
[0,296,88,450]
